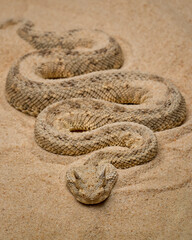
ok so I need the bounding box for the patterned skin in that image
[5,21,186,204]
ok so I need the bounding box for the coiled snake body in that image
[5,21,186,204]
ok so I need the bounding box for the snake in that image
[5,21,186,204]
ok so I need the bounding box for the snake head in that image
[66,163,118,204]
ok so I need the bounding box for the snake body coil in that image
[5,21,186,204]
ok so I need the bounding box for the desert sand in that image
[0,0,192,239]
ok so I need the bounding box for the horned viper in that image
[5,21,186,204]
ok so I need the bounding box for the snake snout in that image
[78,188,107,205]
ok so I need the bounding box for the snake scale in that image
[5,21,186,204]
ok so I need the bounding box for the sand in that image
[0,0,192,239]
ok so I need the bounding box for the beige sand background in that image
[0,0,192,239]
